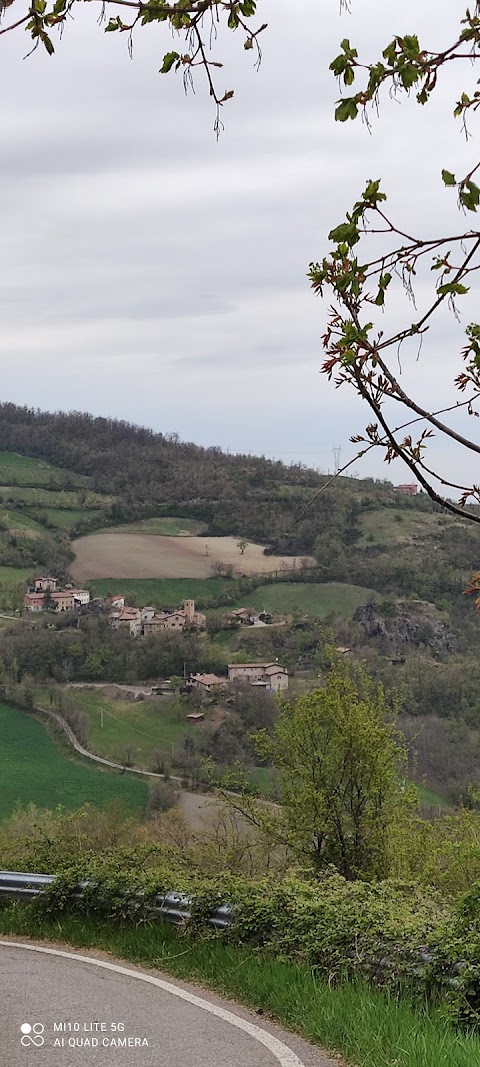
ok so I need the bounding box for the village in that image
[23,576,289,695]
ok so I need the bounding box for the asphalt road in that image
[0,941,336,1067]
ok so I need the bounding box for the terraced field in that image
[0,453,112,545]
[0,452,89,487]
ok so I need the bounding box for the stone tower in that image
[183,599,195,625]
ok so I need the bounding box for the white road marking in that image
[0,940,306,1067]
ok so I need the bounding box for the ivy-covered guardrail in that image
[0,871,231,929]
[2,867,480,1028]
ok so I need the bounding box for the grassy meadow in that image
[42,688,200,768]
[0,451,89,487]
[0,565,36,586]
[357,506,456,546]
[95,516,206,536]
[0,702,148,817]
[233,581,379,619]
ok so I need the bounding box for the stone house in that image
[190,673,225,694]
[227,661,289,691]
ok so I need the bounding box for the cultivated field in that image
[88,577,236,605]
[0,703,148,818]
[71,533,314,581]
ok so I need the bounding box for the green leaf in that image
[400,34,420,60]
[382,41,397,66]
[330,55,347,76]
[460,181,480,212]
[437,282,469,297]
[441,169,456,187]
[399,64,420,89]
[160,51,180,74]
[40,30,54,54]
[328,222,359,247]
[334,98,358,123]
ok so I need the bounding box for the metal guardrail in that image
[0,872,467,987]
[0,871,232,930]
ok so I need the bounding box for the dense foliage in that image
[0,402,388,555]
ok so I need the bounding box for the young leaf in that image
[160,51,180,74]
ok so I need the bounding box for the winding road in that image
[0,941,335,1067]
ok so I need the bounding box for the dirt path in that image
[33,704,219,827]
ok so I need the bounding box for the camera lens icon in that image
[20,1023,45,1047]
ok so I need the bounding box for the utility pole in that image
[333,445,342,475]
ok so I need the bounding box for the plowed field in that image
[71,533,313,580]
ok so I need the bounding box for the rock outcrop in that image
[353,600,456,654]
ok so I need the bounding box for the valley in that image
[0,404,479,819]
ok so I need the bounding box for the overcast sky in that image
[1,0,478,484]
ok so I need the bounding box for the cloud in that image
[0,0,477,486]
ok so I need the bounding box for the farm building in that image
[24,588,90,612]
[190,673,225,694]
[227,662,289,691]
[34,576,58,592]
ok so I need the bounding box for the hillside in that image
[0,401,478,621]
[0,402,393,557]
[0,401,479,573]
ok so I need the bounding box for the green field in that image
[233,582,379,619]
[40,508,103,528]
[0,510,46,536]
[88,577,236,606]
[96,516,206,536]
[49,689,201,767]
[0,452,90,487]
[0,486,106,507]
[0,565,35,586]
[0,703,148,818]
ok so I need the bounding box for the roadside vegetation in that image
[1,908,479,1067]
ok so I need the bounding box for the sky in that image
[1,0,479,486]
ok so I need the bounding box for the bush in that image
[147,781,179,816]
[430,882,480,1026]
